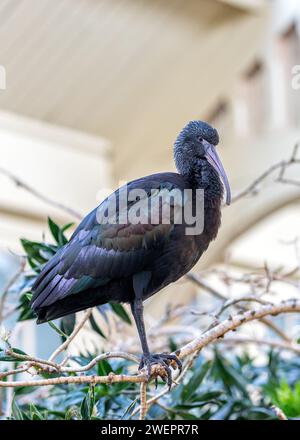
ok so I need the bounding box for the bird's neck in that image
[180,157,224,206]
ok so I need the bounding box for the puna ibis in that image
[31,120,231,387]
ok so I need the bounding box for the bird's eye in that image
[197,136,203,142]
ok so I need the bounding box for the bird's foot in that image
[138,352,182,390]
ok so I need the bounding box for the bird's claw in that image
[138,353,182,390]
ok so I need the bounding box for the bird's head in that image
[174,120,231,205]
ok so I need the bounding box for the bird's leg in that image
[131,298,150,365]
[131,299,182,388]
[131,272,182,389]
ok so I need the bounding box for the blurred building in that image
[0,0,299,354]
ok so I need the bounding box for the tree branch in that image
[48,309,93,362]
[230,143,300,204]
[0,372,146,388]
[0,167,82,220]
[0,258,26,324]
[1,298,299,392]
[186,272,293,342]
[271,405,288,420]
[176,298,300,359]
[216,336,300,355]
[61,352,139,373]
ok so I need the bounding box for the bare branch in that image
[0,364,31,380]
[271,405,288,420]
[61,352,139,373]
[177,298,300,359]
[258,317,292,342]
[230,144,300,204]
[0,258,26,323]
[216,336,300,355]
[48,309,93,362]
[0,167,82,220]
[1,351,140,380]
[186,272,294,342]
[0,372,146,388]
[1,299,300,391]
[215,296,272,318]
[3,349,61,371]
[186,273,227,301]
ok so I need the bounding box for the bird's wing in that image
[31,174,185,309]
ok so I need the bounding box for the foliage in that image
[265,379,300,417]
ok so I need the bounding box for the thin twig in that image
[271,405,288,420]
[216,336,300,355]
[186,273,226,301]
[187,273,293,342]
[177,299,300,359]
[230,144,300,204]
[0,167,82,220]
[259,318,292,342]
[62,352,139,373]
[48,309,93,362]
[215,296,272,318]
[0,364,31,380]
[4,350,60,371]
[1,351,140,378]
[0,258,26,323]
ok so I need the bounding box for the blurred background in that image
[0,0,300,359]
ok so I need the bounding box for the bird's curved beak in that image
[204,141,231,205]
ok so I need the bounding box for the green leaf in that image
[212,350,249,398]
[80,386,95,420]
[97,359,112,376]
[48,218,73,247]
[89,314,106,339]
[110,303,131,325]
[21,238,56,264]
[191,390,223,402]
[61,222,74,233]
[25,292,33,301]
[27,257,40,271]
[168,337,178,352]
[58,223,73,246]
[48,321,68,340]
[60,314,76,337]
[176,411,198,420]
[210,401,235,420]
[181,360,211,402]
[121,398,138,420]
[11,397,24,420]
[29,403,45,420]
[267,379,300,417]
[48,217,60,244]
[17,290,36,322]
[65,406,81,420]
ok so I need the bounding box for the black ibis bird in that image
[31,120,231,386]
